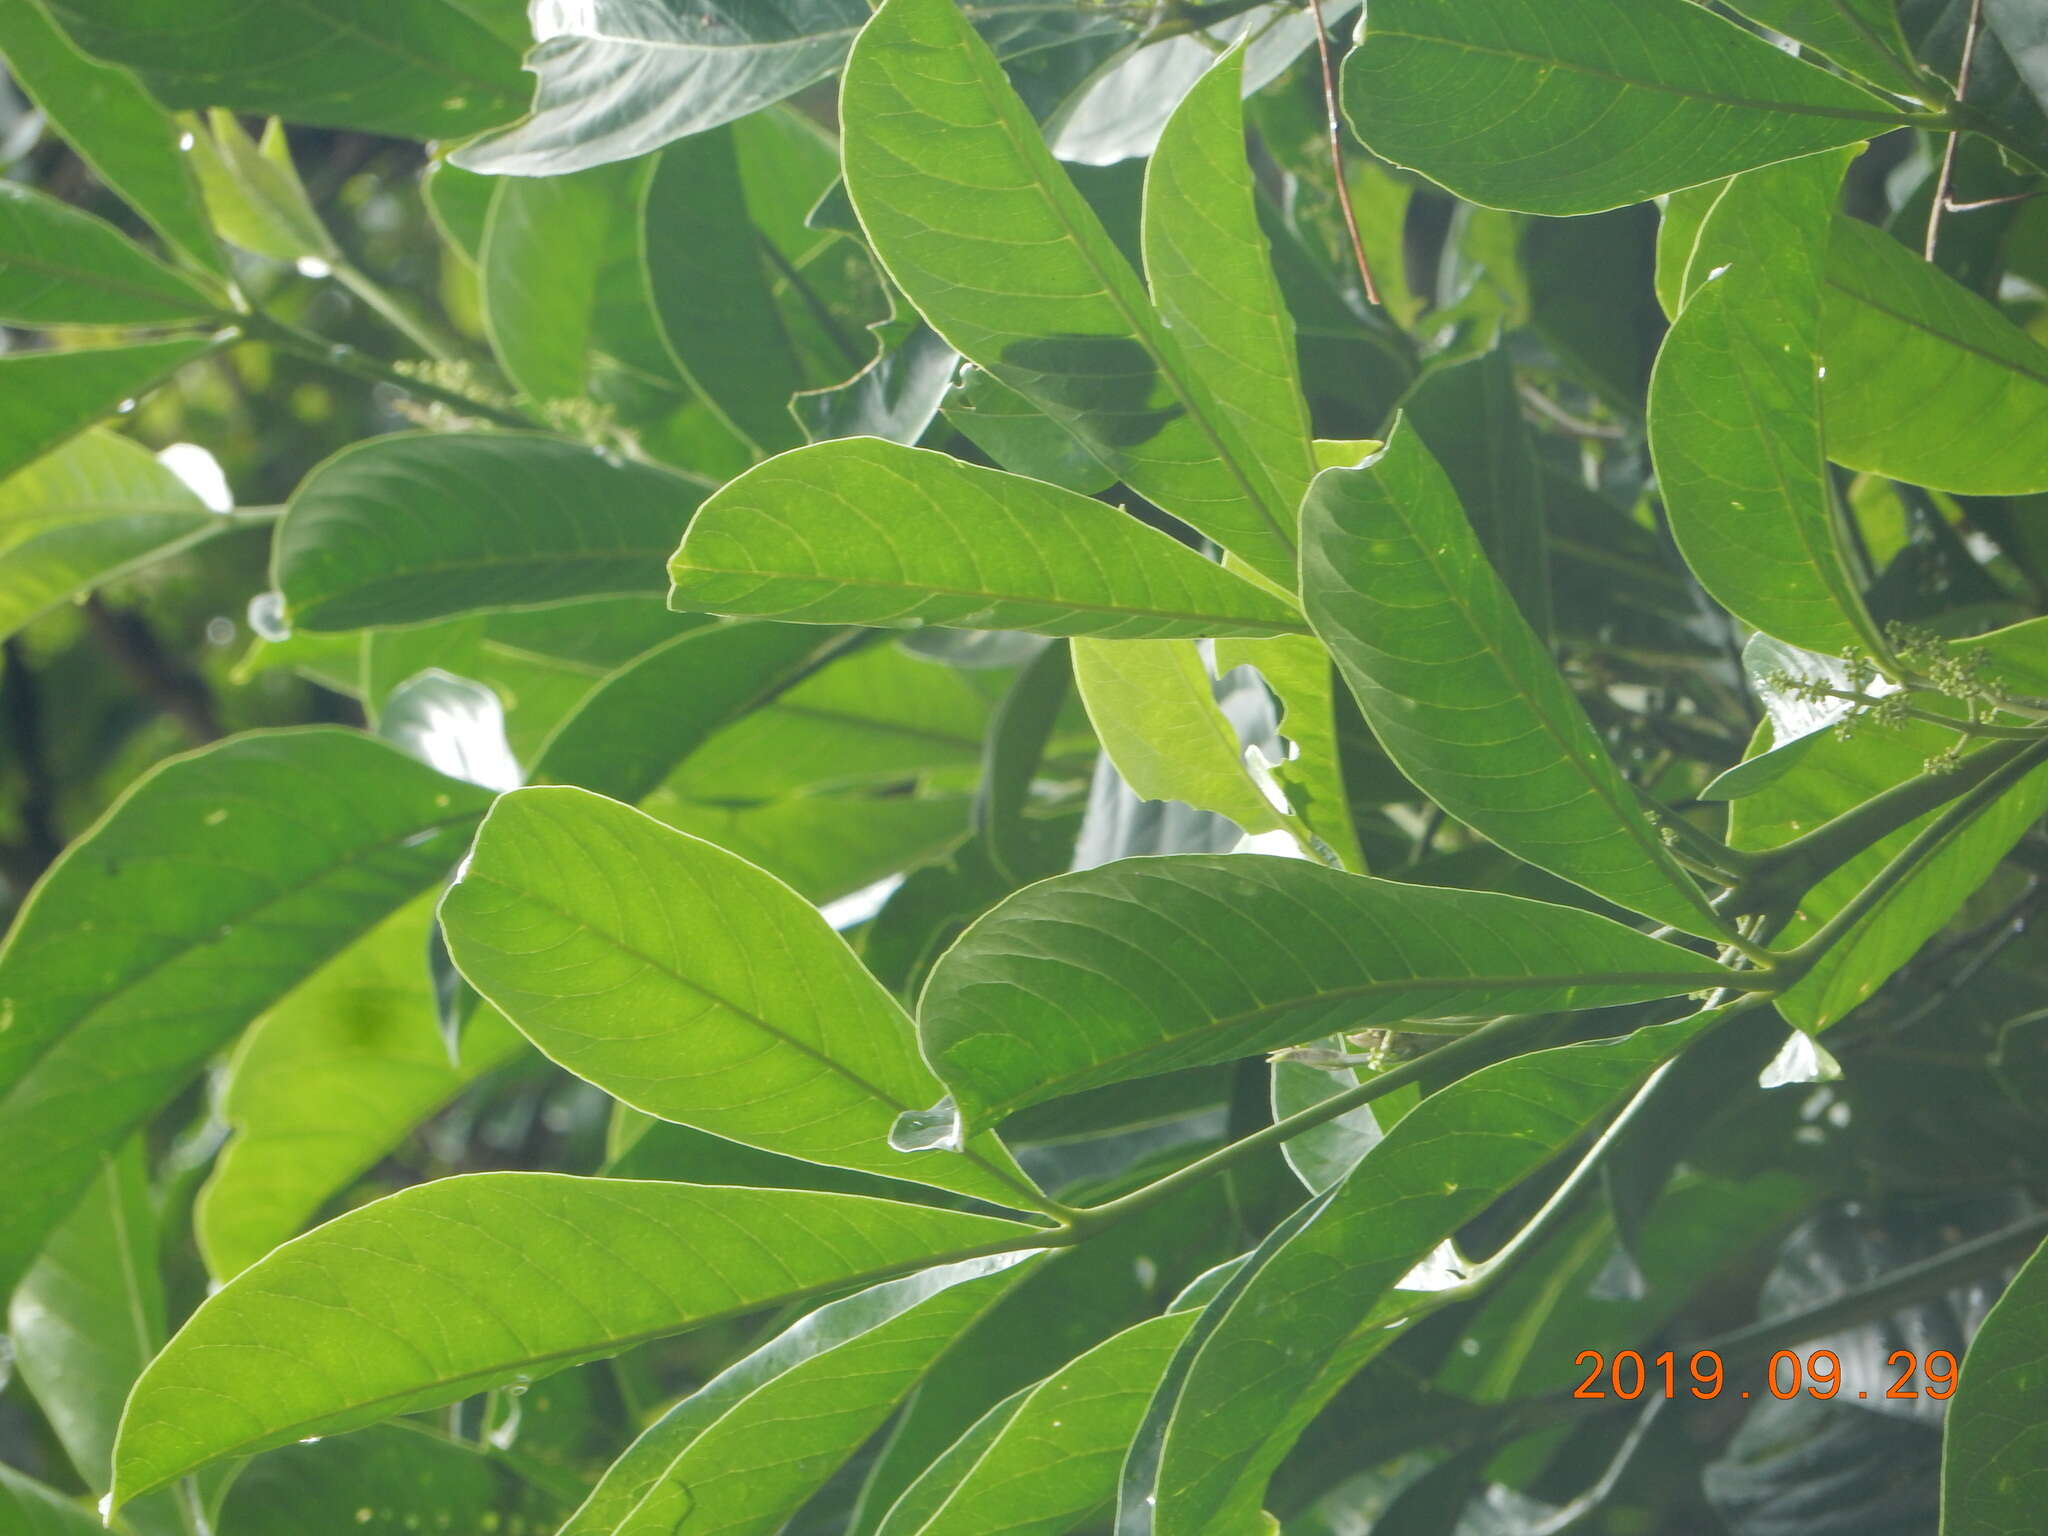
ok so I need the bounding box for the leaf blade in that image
[1300,423,1724,935]
[667,438,1309,639]
[111,1175,1041,1503]
[918,854,1733,1135]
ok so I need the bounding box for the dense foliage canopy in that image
[5,1,2048,1532]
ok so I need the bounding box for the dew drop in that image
[248,590,292,642]
[296,255,334,279]
[115,397,137,415]
[177,132,196,151]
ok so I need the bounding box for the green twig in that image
[237,311,537,430]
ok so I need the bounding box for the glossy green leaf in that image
[481,162,632,405]
[441,786,1041,1208]
[644,130,803,453]
[1651,149,1883,659]
[1143,44,1317,517]
[275,433,701,631]
[842,0,1299,584]
[1942,1233,2048,1535]
[453,0,872,177]
[1341,0,1905,215]
[1133,1008,1725,1536]
[532,622,857,804]
[917,854,1732,1136]
[0,337,216,485]
[110,1175,1041,1503]
[561,1255,1032,1536]
[0,729,492,1291]
[0,427,226,642]
[0,177,222,327]
[1071,639,1289,839]
[1822,213,2048,495]
[43,0,529,139]
[877,1312,1195,1536]
[1300,423,1725,936]
[216,1426,504,1536]
[0,0,222,274]
[668,438,1308,639]
[195,898,527,1278]
[941,364,1116,496]
[1726,0,1923,93]
[8,1141,162,1497]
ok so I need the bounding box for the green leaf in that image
[1341,0,1905,215]
[1396,348,1550,637]
[0,427,227,642]
[648,791,973,907]
[532,622,857,805]
[1071,638,1291,838]
[110,1175,1041,1503]
[560,1255,1032,1536]
[441,786,1042,1209]
[1822,213,2048,495]
[1300,423,1725,936]
[917,854,1733,1137]
[670,439,1305,639]
[644,130,804,453]
[1942,1233,2048,1535]
[1131,1008,1726,1536]
[194,898,527,1278]
[184,111,337,266]
[1655,180,1729,321]
[1212,630,1365,872]
[0,729,492,1291]
[43,0,529,139]
[1650,148,1884,659]
[452,0,873,177]
[876,1312,1195,1536]
[0,0,222,275]
[1143,44,1317,517]
[657,639,1006,802]
[8,1141,162,1496]
[274,432,701,631]
[1731,715,2048,1028]
[216,1426,504,1536]
[0,337,216,485]
[1724,0,1924,94]
[480,163,628,405]
[0,1463,104,1535]
[842,0,1299,585]
[941,364,1116,496]
[0,173,222,323]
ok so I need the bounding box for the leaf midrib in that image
[963,964,1726,1118]
[1826,274,2048,391]
[122,1224,1038,1500]
[672,559,1308,633]
[1347,487,1723,932]
[461,871,1032,1200]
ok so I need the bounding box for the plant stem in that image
[1306,0,1380,307]
[1781,736,2048,972]
[1925,0,1984,261]
[333,261,459,363]
[1063,1011,1564,1235]
[1740,736,2034,912]
[237,311,536,430]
